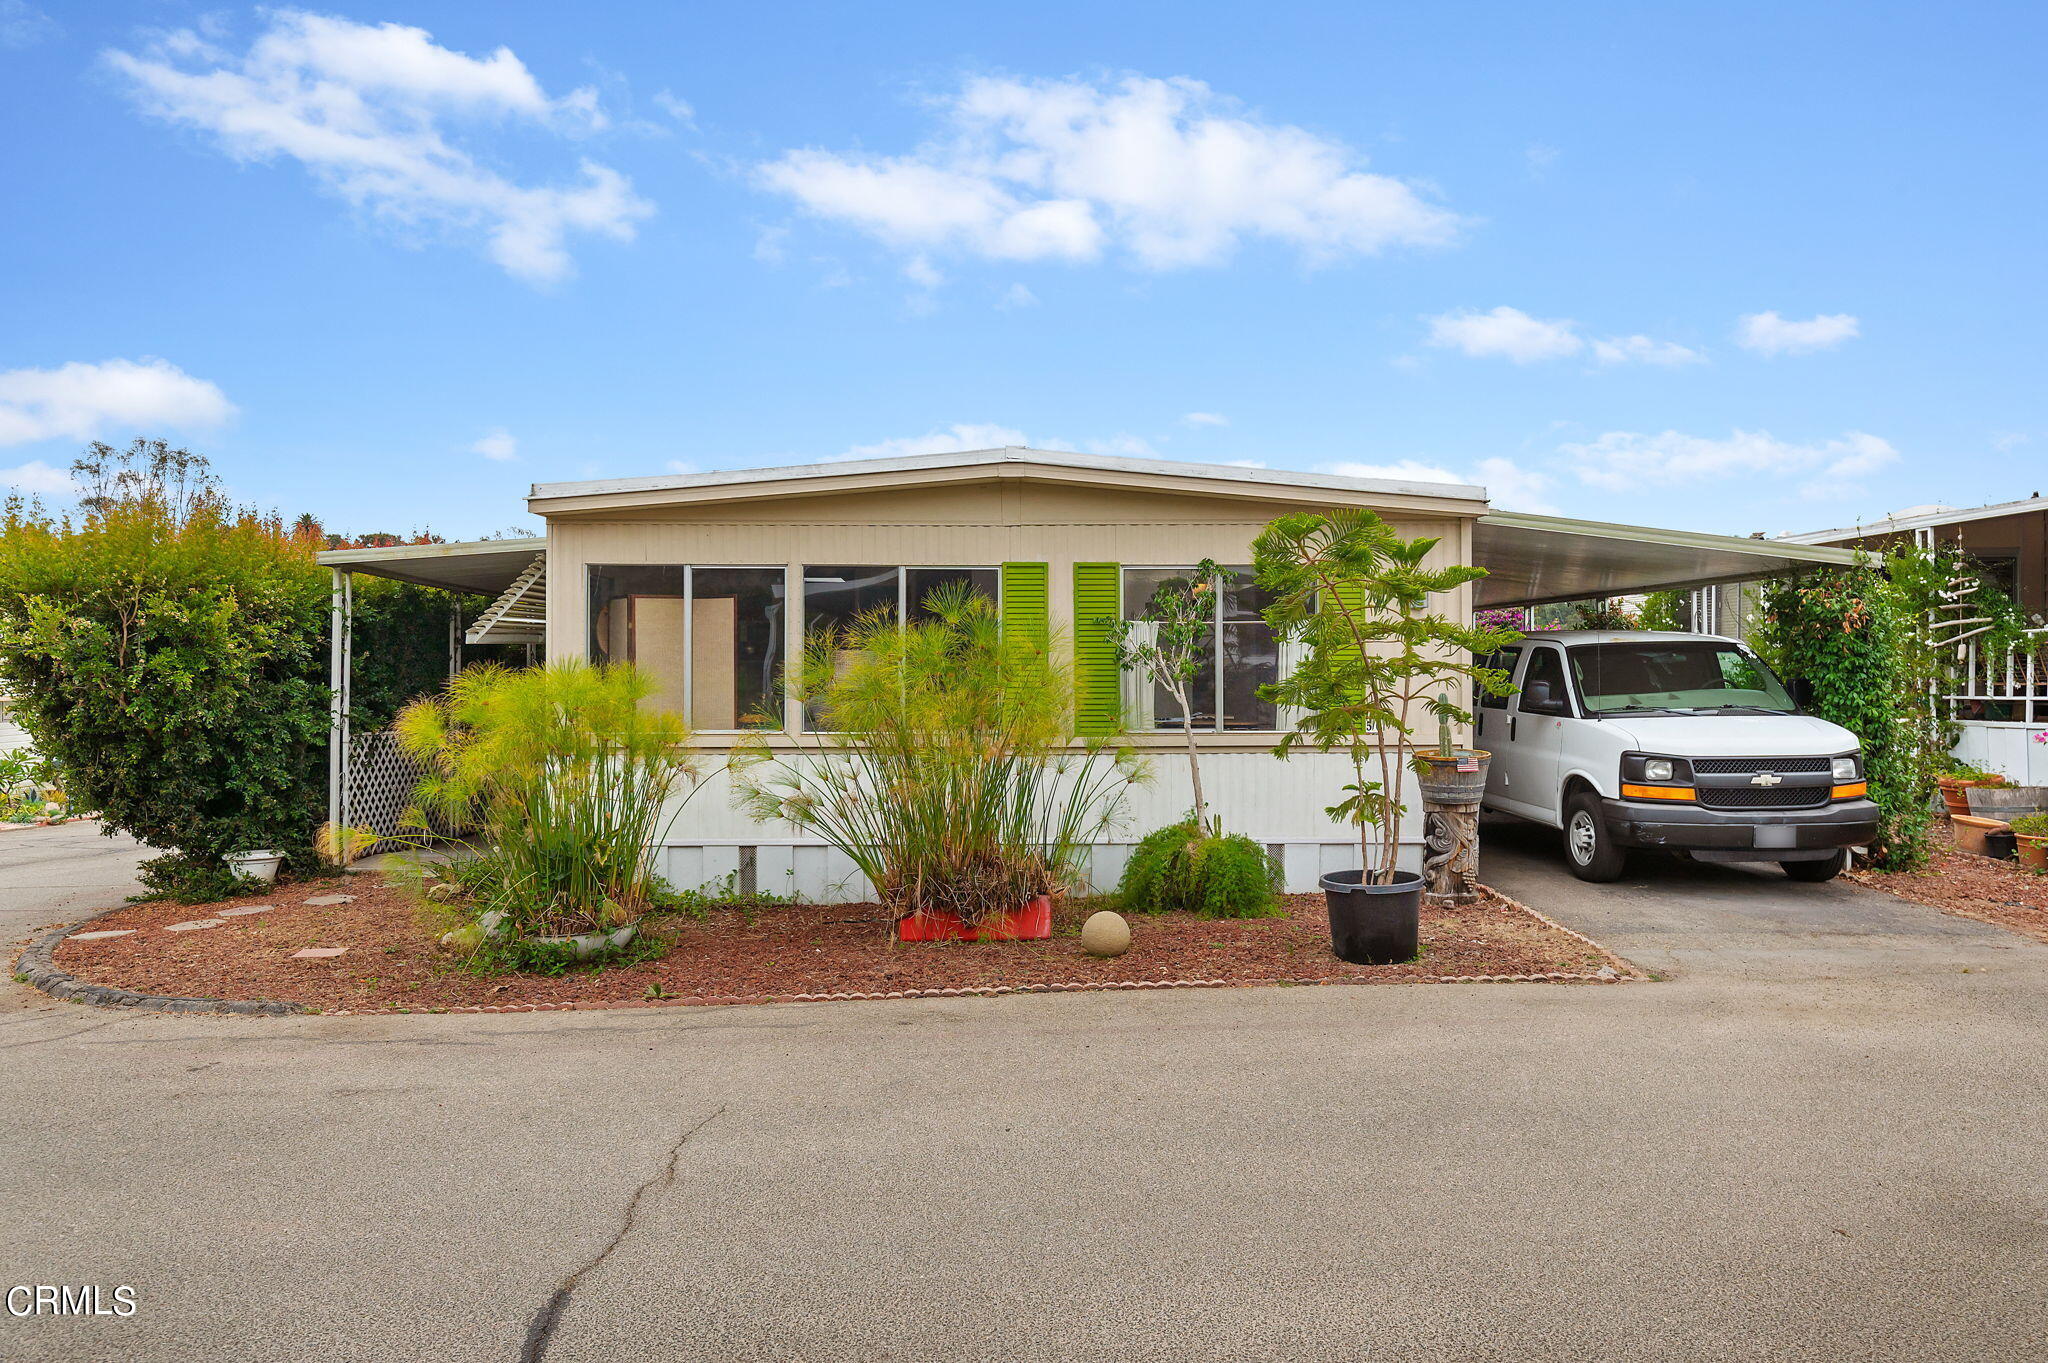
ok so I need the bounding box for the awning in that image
[1474,513,1856,608]
[315,538,546,595]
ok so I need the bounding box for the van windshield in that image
[1567,641,1797,716]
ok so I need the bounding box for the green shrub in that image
[735,584,1144,924]
[1118,817,1281,918]
[389,659,699,939]
[2009,813,2048,837]
[0,440,506,894]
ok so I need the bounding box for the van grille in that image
[1697,786,1830,810]
[1691,756,1833,775]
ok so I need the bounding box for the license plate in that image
[1754,826,1797,849]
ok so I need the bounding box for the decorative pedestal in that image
[1422,800,1481,907]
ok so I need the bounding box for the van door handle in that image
[1508,715,1517,742]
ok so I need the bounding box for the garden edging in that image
[11,884,1641,1018]
[13,907,305,1016]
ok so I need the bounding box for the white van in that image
[1474,631,1878,883]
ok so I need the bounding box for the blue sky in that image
[2,1,2042,539]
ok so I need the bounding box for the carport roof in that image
[1474,512,1856,608]
[315,538,545,595]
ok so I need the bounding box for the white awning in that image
[315,538,546,595]
[1474,513,1857,608]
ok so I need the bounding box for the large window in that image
[801,566,999,727]
[588,566,786,730]
[1121,566,1279,731]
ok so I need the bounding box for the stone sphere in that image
[1080,910,1132,957]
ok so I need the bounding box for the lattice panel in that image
[344,728,434,855]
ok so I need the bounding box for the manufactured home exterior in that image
[319,447,1856,898]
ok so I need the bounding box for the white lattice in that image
[344,728,431,855]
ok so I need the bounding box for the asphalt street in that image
[3,817,2044,1361]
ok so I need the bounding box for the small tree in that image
[1104,559,1222,829]
[1253,510,1518,883]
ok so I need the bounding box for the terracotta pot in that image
[1951,814,2010,857]
[1937,777,1982,818]
[896,895,1053,943]
[2017,834,2048,870]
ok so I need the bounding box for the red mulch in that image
[1850,842,2048,945]
[47,880,1628,1013]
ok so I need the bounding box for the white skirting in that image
[654,750,1419,900]
[1952,720,2048,784]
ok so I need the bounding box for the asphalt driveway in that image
[3,826,2045,1361]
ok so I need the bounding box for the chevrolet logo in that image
[1750,772,1783,787]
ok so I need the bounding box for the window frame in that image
[1119,564,1285,734]
[586,563,789,735]
[798,564,1003,733]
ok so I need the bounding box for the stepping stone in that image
[301,895,355,907]
[217,905,273,917]
[165,919,225,932]
[69,929,135,942]
[291,947,347,959]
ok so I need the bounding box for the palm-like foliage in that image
[392,661,698,935]
[1254,510,1520,883]
[733,585,1146,924]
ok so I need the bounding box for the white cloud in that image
[653,90,695,127]
[106,12,653,284]
[1182,411,1229,427]
[0,358,234,447]
[1591,334,1703,366]
[758,73,1460,274]
[664,459,694,474]
[839,423,1029,460]
[1221,458,1265,468]
[1736,311,1859,356]
[1427,307,1701,367]
[0,1,56,49]
[902,256,944,290]
[1426,307,1582,363]
[997,282,1039,309]
[1,460,73,494]
[469,427,517,461]
[1525,142,1559,178]
[1322,455,1556,513]
[1560,428,1898,495]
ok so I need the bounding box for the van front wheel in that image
[1782,850,1848,883]
[1563,793,1627,882]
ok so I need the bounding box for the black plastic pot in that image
[1319,869,1423,965]
[1986,829,2018,861]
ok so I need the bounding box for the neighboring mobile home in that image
[319,448,1852,896]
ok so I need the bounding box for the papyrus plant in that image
[391,660,699,935]
[734,584,1145,924]
[1253,510,1517,884]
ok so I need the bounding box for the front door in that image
[1487,645,1573,825]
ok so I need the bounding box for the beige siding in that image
[548,478,1476,681]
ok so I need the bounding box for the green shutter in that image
[1073,561,1122,736]
[1000,562,1049,649]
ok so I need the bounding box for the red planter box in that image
[895,895,1053,943]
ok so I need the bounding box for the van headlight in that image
[1644,758,1677,783]
[1830,755,1861,782]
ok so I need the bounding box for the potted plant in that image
[2011,813,2048,870]
[1253,511,1518,964]
[734,584,1143,942]
[1937,762,2007,817]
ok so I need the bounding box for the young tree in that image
[1253,510,1518,883]
[1104,558,1222,830]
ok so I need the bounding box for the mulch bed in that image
[1850,842,2048,945]
[44,880,1635,1014]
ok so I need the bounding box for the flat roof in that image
[1782,493,2048,544]
[527,447,1489,511]
[1475,512,1856,608]
[315,538,545,594]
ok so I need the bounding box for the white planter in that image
[224,849,284,884]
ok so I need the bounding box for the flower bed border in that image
[13,885,1643,1018]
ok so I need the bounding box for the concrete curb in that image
[16,884,1642,1018]
[12,907,305,1017]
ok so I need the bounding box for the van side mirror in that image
[1524,680,1554,710]
[1788,677,1815,710]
